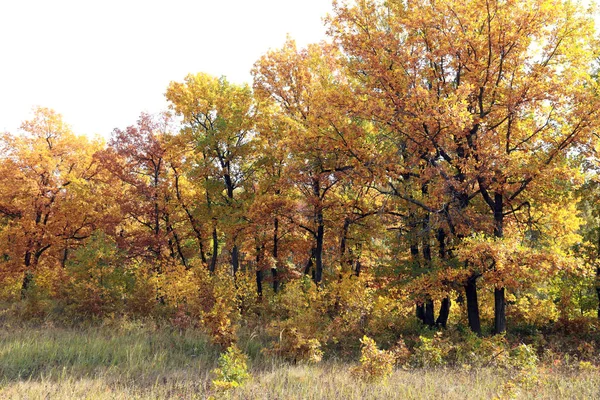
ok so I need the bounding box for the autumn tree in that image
[0,107,107,298]
[253,39,376,285]
[101,113,190,269]
[329,0,599,333]
[166,73,257,275]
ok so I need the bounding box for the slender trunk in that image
[167,220,188,269]
[173,167,207,265]
[340,217,351,273]
[422,213,435,327]
[436,228,451,328]
[314,215,324,284]
[209,225,218,273]
[272,218,279,293]
[255,246,263,297]
[354,259,361,277]
[493,192,507,334]
[311,177,325,285]
[409,217,424,322]
[596,266,600,320]
[231,244,240,276]
[465,273,482,335]
[596,228,600,319]
[21,251,33,299]
[61,247,69,269]
[304,247,316,276]
[206,178,216,272]
[21,244,50,299]
[224,172,240,276]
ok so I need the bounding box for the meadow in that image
[0,322,598,400]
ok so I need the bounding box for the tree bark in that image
[435,228,451,327]
[465,273,482,335]
[422,213,435,327]
[314,212,324,284]
[209,225,218,273]
[493,192,507,334]
[436,297,451,328]
[255,245,263,297]
[424,299,435,326]
[494,287,507,334]
[596,266,600,320]
[231,244,240,276]
[272,218,279,293]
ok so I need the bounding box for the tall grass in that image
[0,324,598,399]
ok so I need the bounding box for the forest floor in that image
[0,324,598,400]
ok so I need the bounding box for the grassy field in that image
[0,324,598,399]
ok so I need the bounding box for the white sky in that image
[0,0,333,137]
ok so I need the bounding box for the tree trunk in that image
[272,218,279,293]
[172,166,207,265]
[61,247,69,269]
[416,303,425,321]
[422,214,435,327]
[435,228,451,328]
[304,247,316,276]
[314,214,324,284]
[409,217,423,322]
[255,246,263,297]
[493,192,506,334]
[596,266,600,320]
[21,251,34,299]
[436,297,451,328]
[494,287,507,334]
[209,225,218,273]
[465,274,482,335]
[231,244,240,276]
[424,299,435,326]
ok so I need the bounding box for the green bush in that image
[212,345,251,391]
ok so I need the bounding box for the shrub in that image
[410,333,447,368]
[211,345,251,391]
[267,327,323,363]
[351,336,395,382]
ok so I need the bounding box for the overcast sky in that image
[0,0,333,137]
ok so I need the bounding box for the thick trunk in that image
[416,304,425,321]
[465,274,482,335]
[424,299,435,326]
[494,287,507,334]
[436,297,451,328]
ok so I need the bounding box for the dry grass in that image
[0,325,598,399]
